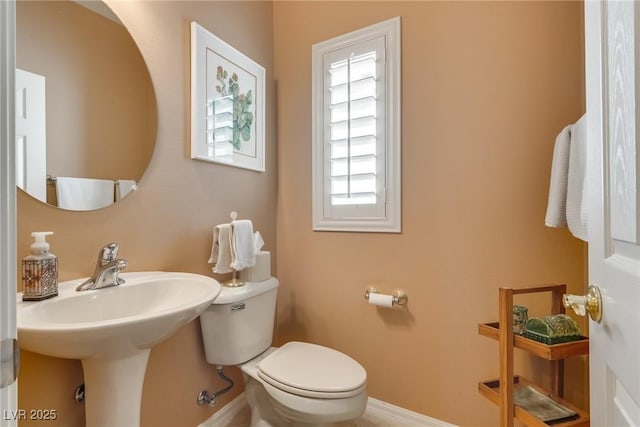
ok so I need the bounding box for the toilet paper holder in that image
[364,287,408,306]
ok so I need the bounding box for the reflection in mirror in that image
[16,0,157,211]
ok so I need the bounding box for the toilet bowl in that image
[199,278,368,426]
[241,344,367,426]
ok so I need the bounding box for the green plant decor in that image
[215,66,254,149]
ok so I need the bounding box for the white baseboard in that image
[364,397,457,427]
[198,393,248,427]
[199,393,457,427]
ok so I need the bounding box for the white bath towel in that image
[115,180,137,200]
[544,115,588,241]
[566,115,588,241]
[230,219,256,270]
[209,224,233,274]
[55,176,114,211]
[545,125,571,228]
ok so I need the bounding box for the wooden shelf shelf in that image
[478,322,589,360]
[478,284,590,427]
[478,376,590,427]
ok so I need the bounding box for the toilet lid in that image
[258,341,367,398]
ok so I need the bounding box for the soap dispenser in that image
[22,231,58,301]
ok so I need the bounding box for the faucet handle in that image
[100,243,120,262]
[115,259,128,285]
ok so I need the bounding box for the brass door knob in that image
[563,285,603,323]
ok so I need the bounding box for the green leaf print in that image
[215,67,254,150]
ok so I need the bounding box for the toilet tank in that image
[200,277,279,366]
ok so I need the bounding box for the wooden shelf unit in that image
[478,284,590,427]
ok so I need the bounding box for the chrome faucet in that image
[76,243,128,291]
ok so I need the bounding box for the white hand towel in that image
[56,176,114,211]
[209,224,233,274]
[545,125,571,228]
[115,180,137,200]
[544,115,588,242]
[230,220,256,270]
[566,114,588,241]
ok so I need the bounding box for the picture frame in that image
[190,22,265,172]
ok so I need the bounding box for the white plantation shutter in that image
[312,18,401,232]
[328,47,381,209]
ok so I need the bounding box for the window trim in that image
[312,17,401,233]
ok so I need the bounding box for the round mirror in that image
[16,0,157,211]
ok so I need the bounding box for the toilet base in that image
[245,377,285,427]
[245,376,361,427]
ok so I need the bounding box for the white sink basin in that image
[17,271,221,427]
[18,271,220,360]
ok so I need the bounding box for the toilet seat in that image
[257,341,367,399]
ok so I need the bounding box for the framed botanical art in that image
[190,22,265,172]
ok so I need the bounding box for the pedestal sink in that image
[17,271,221,427]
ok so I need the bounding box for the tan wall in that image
[273,2,586,426]
[16,1,156,184]
[16,2,276,426]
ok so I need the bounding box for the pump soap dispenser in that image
[22,231,58,301]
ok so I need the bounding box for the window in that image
[312,17,401,232]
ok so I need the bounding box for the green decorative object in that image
[512,305,528,335]
[524,314,582,345]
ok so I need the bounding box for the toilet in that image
[199,277,368,426]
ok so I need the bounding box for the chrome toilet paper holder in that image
[364,287,408,306]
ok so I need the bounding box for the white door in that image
[15,68,45,202]
[0,1,18,426]
[585,1,640,425]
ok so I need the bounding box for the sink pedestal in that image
[81,349,150,427]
